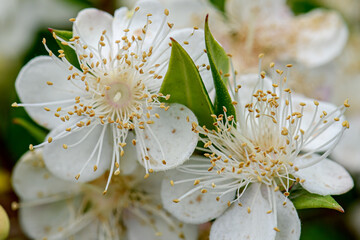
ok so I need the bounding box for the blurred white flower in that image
[12,150,198,240]
[13,0,213,190]
[223,0,348,71]
[161,64,353,240]
[0,0,82,58]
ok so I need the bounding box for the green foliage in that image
[209,0,226,13]
[160,39,215,129]
[204,16,236,120]
[287,0,324,15]
[12,118,47,143]
[51,29,81,70]
[291,188,344,212]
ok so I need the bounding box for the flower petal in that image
[275,192,301,240]
[43,124,112,182]
[210,183,276,240]
[291,94,344,152]
[113,0,165,51]
[120,131,139,175]
[73,8,113,57]
[19,199,77,239]
[294,9,348,67]
[136,103,198,171]
[332,115,360,173]
[12,150,78,201]
[123,208,198,240]
[15,56,80,129]
[294,155,354,195]
[161,166,235,224]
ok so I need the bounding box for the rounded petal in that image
[15,56,80,129]
[294,9,348,67]
[226,0,290,26]
[12,150,78,201]
[294,155,354,195]
[275,192,300,240]
[43,124,112,182]
[73,8,113,55]
[120,131,140,175]
[19,199,76,239]
[124,208,198,240]
[136,103,198,171]
[291,94,344,152]
[161,166,234,224]
[210,183,276,240]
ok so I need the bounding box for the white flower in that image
[14,0,212,190]
[12,150,198,240]
[161,62,353,239]
[224,0,348,70]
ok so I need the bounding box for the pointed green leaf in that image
[160,39,215,129]
[51,29,81,70]
[290,188,344,212]
[13,118,47,143]
[209,0,226,13]
[204,16,236,120]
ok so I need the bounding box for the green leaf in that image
[204,15,236,120]
[209,0,226,13]
[12,118,47,143]
[290,188,344,212]
[51,29,81,70]
[160,39,215,129]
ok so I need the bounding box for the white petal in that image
[15,56,80,129]
[43,124,112,182]
[161,166,235,224]
[226,0,290,26]
[123,208,198,240]
[332,115,360,173]
[113,0,165,50]
[19,199,76,239]
[150,28,214,92]
[274,192,301,240]
[136,103,198,171]
[291,94,344,152]
[294,9,348,67]
[120,131,139,175]
[73,8,113,56]
[294,155,354,195]
[210,183,276,240]
[12,150,78,201]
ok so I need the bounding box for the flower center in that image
[105,82,133,109]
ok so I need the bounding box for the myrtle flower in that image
[12,150,198,240]
[13,0,212,189]
[161,61,353,239]
[224,0,348,70]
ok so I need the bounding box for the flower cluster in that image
[11,0,354,240]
